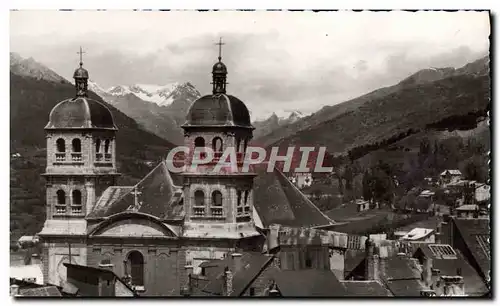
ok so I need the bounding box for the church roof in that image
[45,97,117,130]
[252,163,335,228]
[87,161,183,220]
[88,161,333,230]
[183,94,253,129]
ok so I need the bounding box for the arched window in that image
[71,190,82,214]
[56,190,66,214]
[212,137,223,152]
[212,190,223,206]
[194,190,205,206]
[95,139,101,153]
[194,137,205,148]
[125,251,144,287]
[104,139,111,154]
[72,139,81,152]
[57,190,66,205]
[56,139,65,153]
[72,190,82,205]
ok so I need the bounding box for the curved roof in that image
[183,94,253,128]
[45,97,117,130]
[73,66,89,79]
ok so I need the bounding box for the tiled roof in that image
[190,252,274,297]
[386,279,424,297]
[440,170,462,176]
[342,280,392,297]
[64,263,138,296]
[453,218,490,281]
[19,286,62,297]
[273,269,347,297]
[384,256,421,280]
[344,249,366,277]
[252,163,334,228]
[87,161,183,220]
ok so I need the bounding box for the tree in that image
[362,170,372,202]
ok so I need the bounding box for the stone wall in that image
[87,240,181,296]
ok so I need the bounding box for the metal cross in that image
[131,187,142,210]
[77,46,86,66]
[215,37,225,60]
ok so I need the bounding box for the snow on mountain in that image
[88,80,108,96]
[104,82,200,106]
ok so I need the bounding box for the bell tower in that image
[180,38,261,272]
[38,48,120,286]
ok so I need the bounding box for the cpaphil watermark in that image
[165,146,333,174]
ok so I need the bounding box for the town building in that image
[439,170,463,186]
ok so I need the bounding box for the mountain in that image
[105,82,201,107]
[90,81,201,145]
[254,56,490,151]
[10,52,69,84]
[252,111,305,140]
[10,55,176,240]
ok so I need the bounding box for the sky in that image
[10,10,490,120]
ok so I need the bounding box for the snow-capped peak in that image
[98,81,201,106]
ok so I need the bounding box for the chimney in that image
[267,224,280,251]
[365,239,379,280]
[231,253,243,272]
[31,253,42,265]
[441,276,465,296]
[268,283,280,297]
[223,267,233,296]
[10,284,20,297]
[422,256,433,286]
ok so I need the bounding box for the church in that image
[37,42,337,296]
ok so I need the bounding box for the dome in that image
[73,66,89,79]
[212,61,227,74]
[45,97,117,130]
[183,94,253,128]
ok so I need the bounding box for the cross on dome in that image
[77,46,86,67]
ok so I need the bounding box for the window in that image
[56,138,65,153]
[212,137,223,152]
[56,190,66,214]
[72,190,82,214]
[211,190,223,217]
[194,190,205,206]
[237,189,251,220]
[125,251,144,287]
[194,137,205,148]
[212,190,223,206]
[95,139,101,153]
[193,190,205,217]
[249,287,255,296]
[72,138,81,152]
[104,139,111,154]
